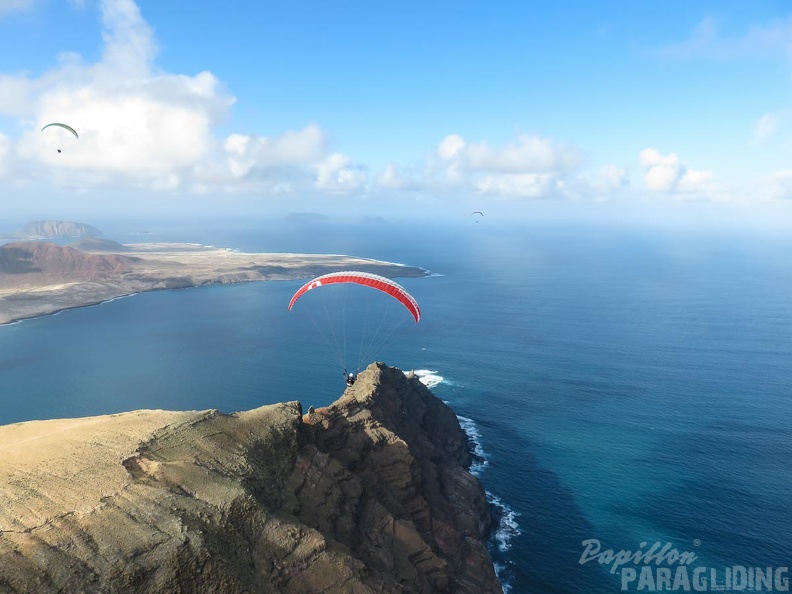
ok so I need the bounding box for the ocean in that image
[2,217,791,593]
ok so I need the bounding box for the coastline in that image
[0,242,429,326]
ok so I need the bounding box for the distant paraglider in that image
[471,211,484,223]
[41,122,79,153]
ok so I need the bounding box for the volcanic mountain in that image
[0,242,140,278]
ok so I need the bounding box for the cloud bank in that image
[0,0,367,200]
[3,0,790,216]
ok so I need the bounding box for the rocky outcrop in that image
[0,363,501,593]
[19,220,102,238]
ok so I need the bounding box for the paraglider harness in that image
[345,370,357,386]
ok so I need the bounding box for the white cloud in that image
[476,168,627,202]
[315,153,368,194]
[426,132,599,200]
[98,0,157,76]
[374,163,419,191]
[475,173,559,199]
[0,0,368,200]
[437,133,581,174]
[1,0,236,191]
[638,148,735,203]
[426,132,586,199]
[31,87,216,174]
[222,125,327,180]
[437,134,466,160]
[641,149,682,192]
[639,148,716,197]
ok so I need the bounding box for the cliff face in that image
[295,363,499,593]
[0,363,501,593]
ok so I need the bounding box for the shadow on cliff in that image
[290,362,502,593]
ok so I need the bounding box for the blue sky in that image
[1,0,792,225]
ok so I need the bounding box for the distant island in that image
[0,241,428,325]
[17,220,103,239]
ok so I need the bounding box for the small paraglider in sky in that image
[41,122,79,154]
[471,211,484,223]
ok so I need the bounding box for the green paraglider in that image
[41,123,78,153]
[41,123,79,139]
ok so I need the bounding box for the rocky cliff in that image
[0,363,501,593]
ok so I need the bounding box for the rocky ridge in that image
[0,363,501,593]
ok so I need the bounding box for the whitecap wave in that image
[410,368,518,590]
[493,564,513,594]
[487,490,521,553]
[413,369,444,389]
[456,414,489,476]
[457,411,520,593]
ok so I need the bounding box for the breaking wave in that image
[413,367,520,591]
[455,408,520,593]
[457,415,489,476]
[413,369,444,389]
[487,491,521,553]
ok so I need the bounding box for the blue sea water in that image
[2,218,792,593]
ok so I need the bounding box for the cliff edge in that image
[0,363,501,593]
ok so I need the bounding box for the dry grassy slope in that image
[0,363,501,594]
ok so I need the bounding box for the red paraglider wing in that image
[288,271,421,322]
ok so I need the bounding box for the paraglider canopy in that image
[288,271,422,376]
[41,123,79,139]
[41,122,78,154]
[471,211,484,223]
[288,271,421,323]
